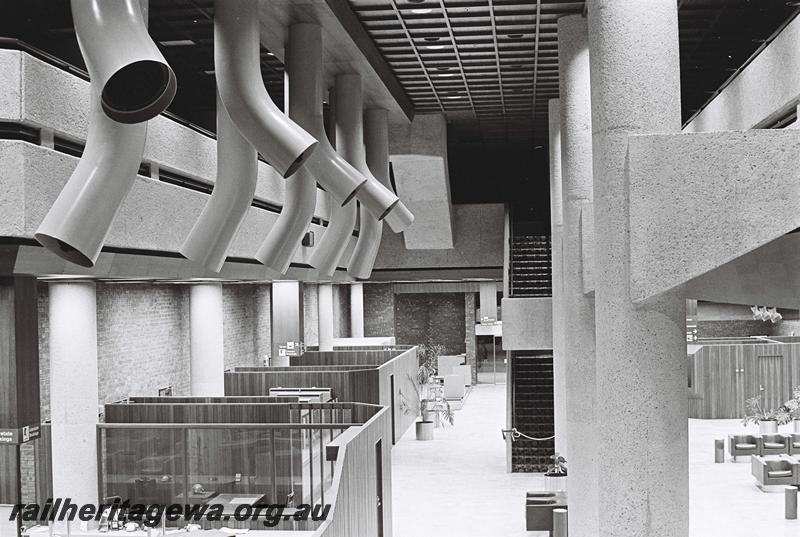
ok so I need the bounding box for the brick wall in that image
[95,283,192,405]
[253,285,271,364]
[394,293,466,354]
[464,293,478,384]
[333,284,351,338]
[303,283,319,347]
[364,283,395,337]
[38,282,268,418]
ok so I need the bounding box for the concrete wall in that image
[373,204,504,272]
[501,297,553,351]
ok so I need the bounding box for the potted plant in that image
[544,453,567,492]
[782,386,800,433]
[742,394,791,433]
[400,372,435,440]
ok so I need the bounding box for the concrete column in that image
[49,282,98,507]
[548,99,567,458]
[318,283,334,351]
[190,283,225,396]
[350,282,364,338]
[587,2,688,537]
[558,15,597,537]
[271,281,304,363]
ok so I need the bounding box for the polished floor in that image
[392,383,540,537]
[690,418,799,537]
[391,385,800,537]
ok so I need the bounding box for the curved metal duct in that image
[332,79,386,279]
[71,0,177,123]
[308,195,357,278]
[180,93,258,272]
[257,23,365,204]
[214,0,317,178]
[384,200,415,233]
[335,75,399,221]
[254,24,321,273]
[35,97,148,267]
[363,109,415,234]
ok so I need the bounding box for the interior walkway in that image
[391,387,800,537]
[391,383,542,537]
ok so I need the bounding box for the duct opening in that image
[378,199,400,221]
[284,143,317,179]
[34,235,94,268]
[341,181,366,206]
[102,60,177,123]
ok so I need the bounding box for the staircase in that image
[511,351,555,473]
[509,235,552,297]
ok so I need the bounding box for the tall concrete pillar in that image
[587,2,688,536]
[318,283,334,351]
[49,282,98,507]
[190,282,225,395]
[350,282,364,338]
[558,15,597,537]
[548,99,567,457]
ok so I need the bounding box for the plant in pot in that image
[742,394,791,433]
[400,372,435,441]
[782,386,800,433]
[544,453,567,492]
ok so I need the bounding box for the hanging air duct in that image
[254,24,322,273]
[34,0,167,267]
[308,196,357,278]
[333,82,386,279]
[336,75,400,221]
[214,0,317,178]
[35,99,147,267]
[71,0,177,123]
[180,93,258,272]
[363,107,416,237]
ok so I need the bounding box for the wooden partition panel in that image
[315,408,392,537]
[104,403,293,424]
[127,396,297,404]
[689,342,800,418]
[225,370,379,404]
[290,350,399,367]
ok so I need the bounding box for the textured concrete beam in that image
[500,297,552,351]
[685,232,800,309]
[628,128,800,303]
[684,14,800,133]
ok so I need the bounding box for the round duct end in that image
[34,233,96,268]
[384,201,415,233]
[282,141,319,179]
[340,178,368,206]
[101,60,177,123]
[354,176,399,217]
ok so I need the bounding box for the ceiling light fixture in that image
[426,44,445,50]
[412,8,432,14]
[507,34,524,39]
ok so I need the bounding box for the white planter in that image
[544,475,567,492]
[415,421,434,441]
[794,419,800,434]
[759,420,778,434]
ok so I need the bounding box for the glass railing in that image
[96,405,364,532]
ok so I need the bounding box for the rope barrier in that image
[501,427,555,442]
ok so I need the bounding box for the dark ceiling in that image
[0,0,797,211]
